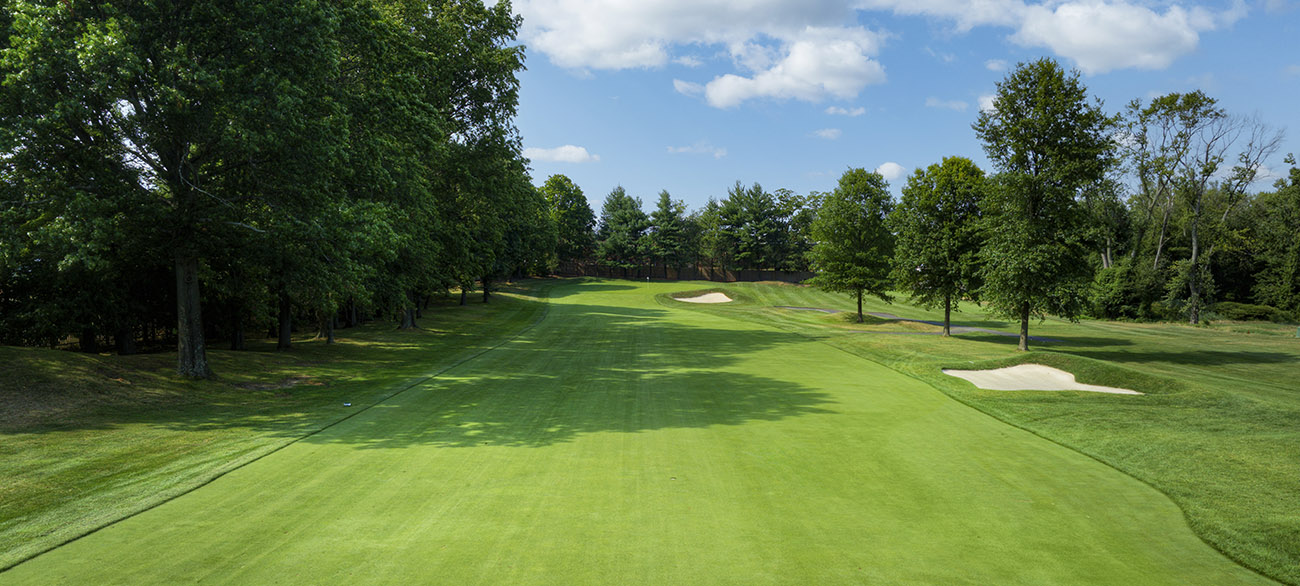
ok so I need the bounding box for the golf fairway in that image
[1,280,1273,584]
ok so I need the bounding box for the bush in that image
[1212,301,1296,323]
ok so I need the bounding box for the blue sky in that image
[511,0,1299,212]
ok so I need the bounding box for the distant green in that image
[2,279,1276,584]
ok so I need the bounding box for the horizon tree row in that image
[540,57,1296,350]
[0,0,558,377]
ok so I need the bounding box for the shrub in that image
[1212,301,1296,323]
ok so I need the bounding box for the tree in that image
[646,191,690,278]
[1252,155,1300,317]
[890,157,986,335]
[595,187,648,275]
[693,198,733,270]
[539,174,595,264]
[776,189,821,272]
[721,182,788,270]
[973,58,1115,351]
[1124,91,1283,323]
[809,169,894,322]
[1,1,346,376]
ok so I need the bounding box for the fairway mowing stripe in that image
[3,286,555,572]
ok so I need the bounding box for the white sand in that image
[942,364,1141,395]
[674,292,733,304]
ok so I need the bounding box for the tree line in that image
[0,0,558,377]
[554,59,1297,349]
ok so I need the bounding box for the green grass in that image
[670,280,1300,585]
[0,282,552,571]
[0,278,1275,584]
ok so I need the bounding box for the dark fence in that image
[556,261,814,284]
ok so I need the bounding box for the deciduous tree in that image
[809,169,894,322]
[890,157,986,335]
[973,58,1115,350]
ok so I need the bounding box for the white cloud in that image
[673,79,705,96]
[514,0,1241,98]
[668,140,728,159]
[853,0,1242,73]
[524,145,600,163]
[826,106,867,116]
[875,162,906,181]
[985,59,1008,71]
[925,97,969,111]
[1013,2,1203,74]
[978,94,997,113]
[517,1,858,70]
[813,128,843,139]
[701,26,887,108]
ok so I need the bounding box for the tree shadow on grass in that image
[543,279,640,298]
[140,298,836,449]
[314,369,833,449]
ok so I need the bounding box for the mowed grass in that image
[672,280,1300,585]
[0,282,551,571]
[1,279,1273,584]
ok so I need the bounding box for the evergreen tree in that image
[596,187,649,274]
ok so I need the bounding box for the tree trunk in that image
[1018,301,1030,352]
[80,327,98,353]
[482,278,491,303]
[460,287,467,306]
[175,254,211,377]
[326,314,335,345]
[415,294,424,319]
[229,309,246,351]
[348,300,358,328]
[856,289,864,323]
[277,290,293,350]
[1188,216,1202,325]
[943,295,952,337]
[115,323,137,355]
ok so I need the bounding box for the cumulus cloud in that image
[524,145,600,163]
[700,26,887,108]
[513,0,1241,100]
[985,59,1008,71]
[826,106,867,116]
[668,140,728,159]
[1013,2,1207,74]
[813,128,843,139]
[978,94,997,112]
[875,161,906,181]
[925,97,969,111]
[854,0,1242,73]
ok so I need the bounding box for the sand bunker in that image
[674,292,733,304]
[942,364,1140,395]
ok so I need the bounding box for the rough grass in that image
[672,281,1300,585]
[0,281,551,571]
